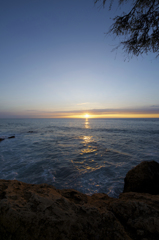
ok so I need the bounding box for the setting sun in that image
[85,114,89,118]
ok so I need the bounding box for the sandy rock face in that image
[123,161,159,194]
[0,180,130,240]
[0,161,159,240]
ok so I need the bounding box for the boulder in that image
[123,160,159,194]
[111,192,159,240]
[0,138,5,141]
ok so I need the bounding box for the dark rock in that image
[0,180,130,240]
[1,161,159,239]
[8,136,15,139]
[28,131,34,133]
[123,160,159,194]
[0,138,5,141]
[1,179,159,240]
[110,192,159,240]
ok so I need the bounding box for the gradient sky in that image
[1,0,159,118]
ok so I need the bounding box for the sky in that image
[1,0,159,118]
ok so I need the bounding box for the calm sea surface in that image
[0,118,159,197]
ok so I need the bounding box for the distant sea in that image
[0,118,159,197]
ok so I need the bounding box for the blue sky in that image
[1,0,159,118]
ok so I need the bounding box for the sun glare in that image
[85,114,89,118]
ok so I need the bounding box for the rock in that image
[28,131,34,133]
[8,136,15,139]
[1,179,159,239]
[110,192,159,240]
[0,180,130,240]
[0,136,15,141]
[1,161,159,239]
[123,161,159,194]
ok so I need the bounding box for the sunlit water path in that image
[0,118,159,197]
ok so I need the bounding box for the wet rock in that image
[123,161,159,194]
[8,136,15,139]
[28,131,34,133]
[0,138,5,141]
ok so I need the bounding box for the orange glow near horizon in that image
[7,110,159,118]
[63,113,159,119]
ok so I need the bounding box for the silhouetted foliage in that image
[95,0,159,57]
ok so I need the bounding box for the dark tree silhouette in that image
[95,0,159,57]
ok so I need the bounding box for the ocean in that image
[0,118,159,198]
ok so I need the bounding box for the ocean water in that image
[0,118,159,198]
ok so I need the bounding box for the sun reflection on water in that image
[82,135,92,144]
[80,135,98,155]
[85,118,90,129]
[80,148,97,155]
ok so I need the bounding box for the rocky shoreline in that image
[0,161,159,240]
